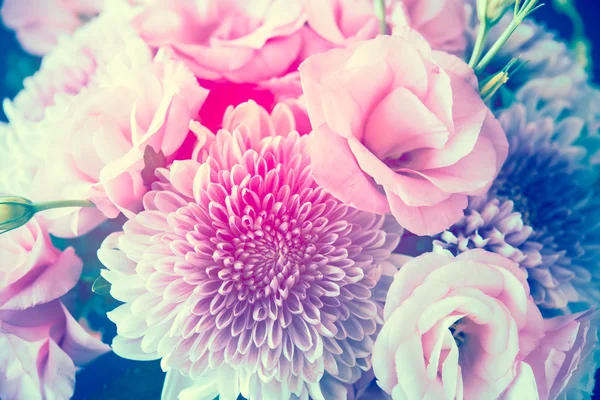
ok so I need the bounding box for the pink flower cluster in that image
[0,0,597,399]
[0,217,109,400]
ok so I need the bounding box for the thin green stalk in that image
[552,0,592,71]
[475,0,544,74]
[468,20,489,68]
[33,200,96,213]
[373,0,388,34]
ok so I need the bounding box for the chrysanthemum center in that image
[493,178,535,225]
[209,191,320,303]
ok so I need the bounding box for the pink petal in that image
[363,86,449,160]
[408,134,497,194]
[387,190,467,235]
[0,248,82,311]
[308,124,390,214]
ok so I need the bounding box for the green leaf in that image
[92,276,112,296]
[141,146,166,187]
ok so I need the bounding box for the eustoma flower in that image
[131,0,306,83]
[126,0,309,134]
[392,0,467,54]
[0,300,110,400]
[302,0,387,48]
[0,216,82,309]
[0,0,104,56]
[0,0,154,56]
[373,249,545,399]
[300,30,508,236]
[33,54,208,237]
[99,102,401,399]
[5,7,152,123]
[522,309,600,399]
[302,0,466,55]
[0,7,153,207]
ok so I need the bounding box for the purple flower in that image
[434,196,543,271]
[515,77,600,169]
[436,104,600,311]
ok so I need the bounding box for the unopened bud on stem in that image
[0,196,96,235]
[478,0,516,25]
[479,57,527,101]
[0,197,35,234]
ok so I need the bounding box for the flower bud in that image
[477,0,516,25]
[0,196,35,234]
[479,70,509,101]
[479,57,524,101]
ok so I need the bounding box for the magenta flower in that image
[99,102,401,399]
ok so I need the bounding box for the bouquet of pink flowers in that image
[1,0,599,399]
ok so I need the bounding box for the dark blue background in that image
[0,0,598,399]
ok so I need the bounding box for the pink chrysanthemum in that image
[100,103,401,400]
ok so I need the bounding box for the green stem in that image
[474,24,519,74]
[552,0,592,71]
[475,0,542,74]
[468,20,489,68]
[373,0,388,34]
[553,0,584,37]
[33,200,96,213]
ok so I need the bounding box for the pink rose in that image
[392,0,467,54]
[131,0,306,83]
[300,31,508,235]
[522,309,600,400]
[0,0,104,55]
[0,300,110,400]
[34,54,208,237]
[373,249,544,399]
[0,217,82,310]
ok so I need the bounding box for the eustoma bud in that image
[479,57,525,101]
[470,0,543,73]
[0,196,35,233]
[478,0,516,25]
[0,196,96,235]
